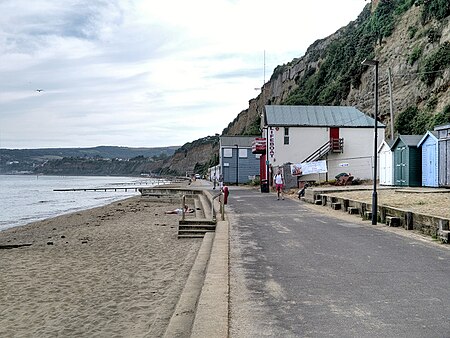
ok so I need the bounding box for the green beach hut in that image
[392,135,422,187]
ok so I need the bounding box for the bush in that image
[407,25,419,39]
[421,42,450,85]
[419,0,450,24]
[408,46,423,65]
[395,106,419,134]
[433,105,450,127]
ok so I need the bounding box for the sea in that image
[0,175,165,232]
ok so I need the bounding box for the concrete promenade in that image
[225,186,450,337]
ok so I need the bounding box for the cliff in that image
[224,1,449,138]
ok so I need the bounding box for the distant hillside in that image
[0,146,179,175]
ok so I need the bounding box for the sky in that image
[0,0,368,149]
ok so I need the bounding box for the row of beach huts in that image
[378,123,450,187]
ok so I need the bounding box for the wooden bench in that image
[364,211,372,220]
[331,202,341,210]
[348,207,359,215]
[386,216,400,227]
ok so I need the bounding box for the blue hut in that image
[391,135,422,187]
[418,131,439,187]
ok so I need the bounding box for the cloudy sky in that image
[0,0,367,149]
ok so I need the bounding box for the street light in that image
[361,58,379,225]
[234,144,239,186]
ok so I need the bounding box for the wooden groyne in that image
[54,187,141,192]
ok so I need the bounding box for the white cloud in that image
[0,0,367,149]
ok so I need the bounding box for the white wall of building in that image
[268,126,384,181]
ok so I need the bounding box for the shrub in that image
[421,42,450,85]
[433,105,450,127]
[407,25,418,39]
[419,0,450,24]
[395,106,419,134]
[408,46,423,65]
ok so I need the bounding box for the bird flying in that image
[36,89,44,92]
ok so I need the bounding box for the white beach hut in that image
[418,131,439,187]
[378,139,393,185]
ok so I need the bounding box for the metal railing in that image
[212,192,224,222]
[302,138,344,163]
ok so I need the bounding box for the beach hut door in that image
[425,143,437,187]
[395,146,407,186]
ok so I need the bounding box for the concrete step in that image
[199,194,212,219]
[179,224,216,231]
[179,219,216,226]
[178,227,216,238]
[194,198,205,219]
[178,234,206,239]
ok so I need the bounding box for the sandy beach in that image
[0,196,202,337]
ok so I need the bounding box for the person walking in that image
[274,169,284,200]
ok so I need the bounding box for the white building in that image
[264,105,385,185]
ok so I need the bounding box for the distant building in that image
[260,105,385,187]
[219,136,260,184]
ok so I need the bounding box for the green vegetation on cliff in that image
[285,0,417,106]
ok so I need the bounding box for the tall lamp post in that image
[362,58,379,225]
[234,144,239,186]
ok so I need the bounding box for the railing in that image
[302,138,344,163]
[212,192,223,222]
[331,138,344,152]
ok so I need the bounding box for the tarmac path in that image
[227,186,450,338]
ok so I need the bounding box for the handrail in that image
[181,194,186,221]
[211,192,223,222]
[302,140,331,163]
[302,138,344,163]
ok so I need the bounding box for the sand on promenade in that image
[0,196,202,337]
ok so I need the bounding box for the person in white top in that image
[273,169,284,200]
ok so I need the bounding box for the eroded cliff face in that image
[225,3,449,138]
[161,136,219,176]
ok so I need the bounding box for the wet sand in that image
[0,196,202,337]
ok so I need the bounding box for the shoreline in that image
[0,195,202,337]
[0,174,186,232]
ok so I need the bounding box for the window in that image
[223,148,232,158]
[284,127,289,145]
[239,149,247,158]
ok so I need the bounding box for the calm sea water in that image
[0,175,163,231]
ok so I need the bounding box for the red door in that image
[330,128,340,151]
[330,127,339,140]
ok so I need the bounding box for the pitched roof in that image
[265,105,385,128]
[220,136,256,147]
[417,131,438,147]
[377,138,395,152]
[392,135,423,148]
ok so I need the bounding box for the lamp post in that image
[234,144,239,186]
[362,58,379,225]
